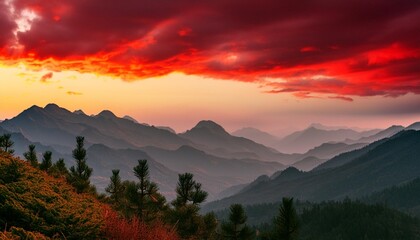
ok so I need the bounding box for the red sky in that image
[0,0,419,132]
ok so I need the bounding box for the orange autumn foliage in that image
[102,207,179,240]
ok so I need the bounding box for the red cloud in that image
[40,72,53,83]
[1,0,420,99]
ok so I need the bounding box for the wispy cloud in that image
[66,91,82,96]
[40,72,53,83]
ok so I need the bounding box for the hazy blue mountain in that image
[179,120,294,164]
[231,127,280,148]
[0,104,191,152]
[204,130,420,212]
[313,138,389,171]
[344,125,404,144]
[291,156,324,171]
[275,126,380,153]
[301,142,366,160]
[141,145,285,198]
[0,125,69,163]
[86,144,179,199]
[287,142,366,171]
[215,183,248,200]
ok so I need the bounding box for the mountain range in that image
[203,129,420,212]
[2,103,418,204]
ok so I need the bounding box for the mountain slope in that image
[179,120,292,163]
[204,130,420,211]
[142,145,285,199]
[344,125,404,144]
[0,153,104,239]
[86,144,179,199]
[364,177,420,217]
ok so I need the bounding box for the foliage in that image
[23,144,38,167]
[39,151,53,172]
[165,173,216,239]
[0,155,22,184]
[128,160,162,220]
[219,204,254,240]
[67,136,93,193]
[105,169,125,207]
[102,206,179,240]
[363,177,420,217]
[0,226,50,240]
[0,133,14,155]
[49,158,69,178]
[172,172,208,208]
[298,199,420,240]
[0,154,104,239]
[272,197,299,240]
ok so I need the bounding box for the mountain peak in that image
[97,110,117,119]
[193,120,228,134]
[43,103,70,115]
[123,115,138,123]
[44,103,60,110]
[74,109,86,115]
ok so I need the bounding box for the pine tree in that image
[274,197,299,240]
[105,169,125,207]
[173,172,208,207]
[51,158,69,178]
[126,160,163,220]
[40,151,53,171]
[67,136,93,193]
[0,134,14,155]
[220,204,254,240]
[168,172,211,239]
[23,144,38,167]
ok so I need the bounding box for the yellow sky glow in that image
[1,63,419,134]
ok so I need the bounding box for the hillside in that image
[0,152,104,239]
[364,177,420,217]
[204,130,420,212]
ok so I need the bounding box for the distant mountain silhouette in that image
[291,156,323,171]
[0,104,191,152]
[179,120,293,163]
[275,126,380,153]
[122,115,138,123]
[232,127,280,147]
[141,145,284,198]
[86,144,179,199]
[204,130,420,212]
[156,126,176,134]
[406,122,420,130]
[344,125,404,144]
[313,138,389,171]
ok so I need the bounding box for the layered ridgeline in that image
[0,104,286,199]
[1,104,415,201]
[233,124,383,154]
[204,130,420,212]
